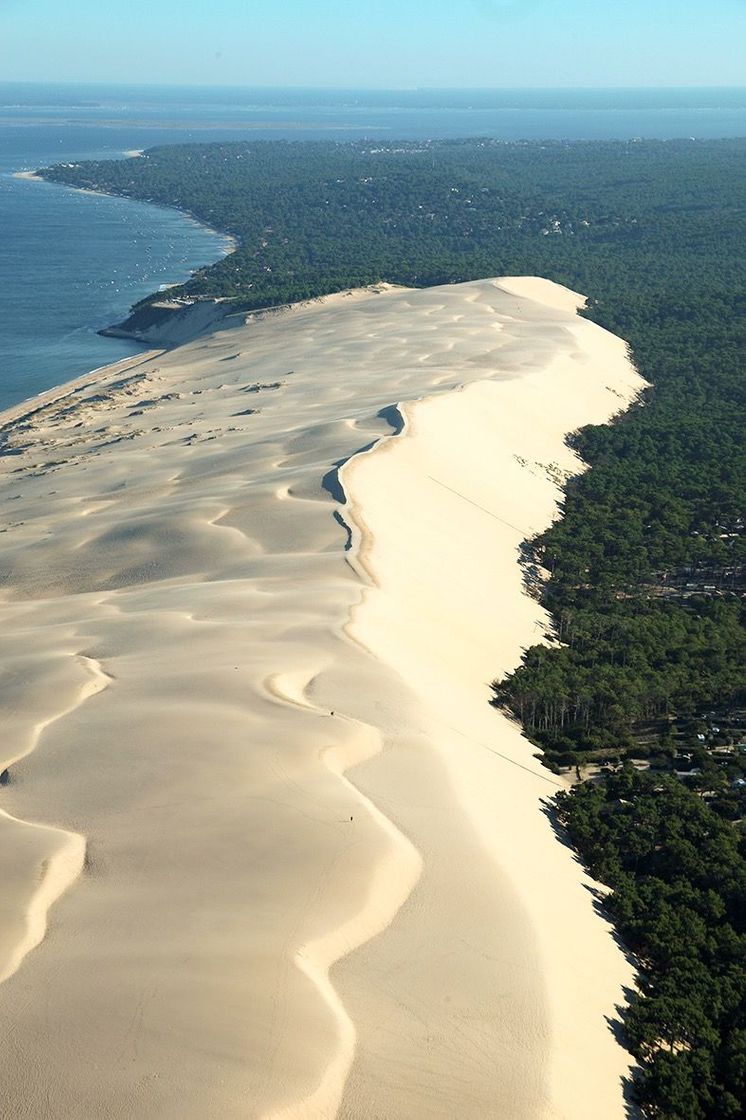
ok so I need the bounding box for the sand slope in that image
[0,278,644,1118]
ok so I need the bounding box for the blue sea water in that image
[0,128,231,410]
[2,84,746,410]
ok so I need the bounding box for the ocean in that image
[2,83,746,411]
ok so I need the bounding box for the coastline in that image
[13,164,239,348]
[0,278,644,1118]
[0,348,163,431]
[25,163,239,257]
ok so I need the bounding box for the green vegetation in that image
[556,771,746,1119]
[42,138,746,1118]
[39,137,746,312]
[43,137,746,767]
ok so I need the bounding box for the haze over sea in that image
[2,83,746,410]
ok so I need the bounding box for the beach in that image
[0,277,644,1118]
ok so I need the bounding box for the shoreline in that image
[0,347,164,431]
[0,278,644,1118]
[24,163,239,257]
[13,163,239,349]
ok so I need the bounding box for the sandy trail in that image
[0,278,643,1118]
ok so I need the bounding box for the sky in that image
[1,0,745,88]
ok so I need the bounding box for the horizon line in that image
[2,80,746,93]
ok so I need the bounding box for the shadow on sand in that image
[540,797,642,1119]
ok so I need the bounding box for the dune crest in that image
[0,278,643,1119]
[0,653,110,984]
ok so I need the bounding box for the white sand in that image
[0,278,644,1118]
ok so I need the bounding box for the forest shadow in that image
[542,796,642,1119]
[539,796,580,856]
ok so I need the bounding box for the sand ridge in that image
[0,278,644,1118]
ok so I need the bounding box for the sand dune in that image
[0,278,644,1118]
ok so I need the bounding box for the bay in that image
[2,83,745,411]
